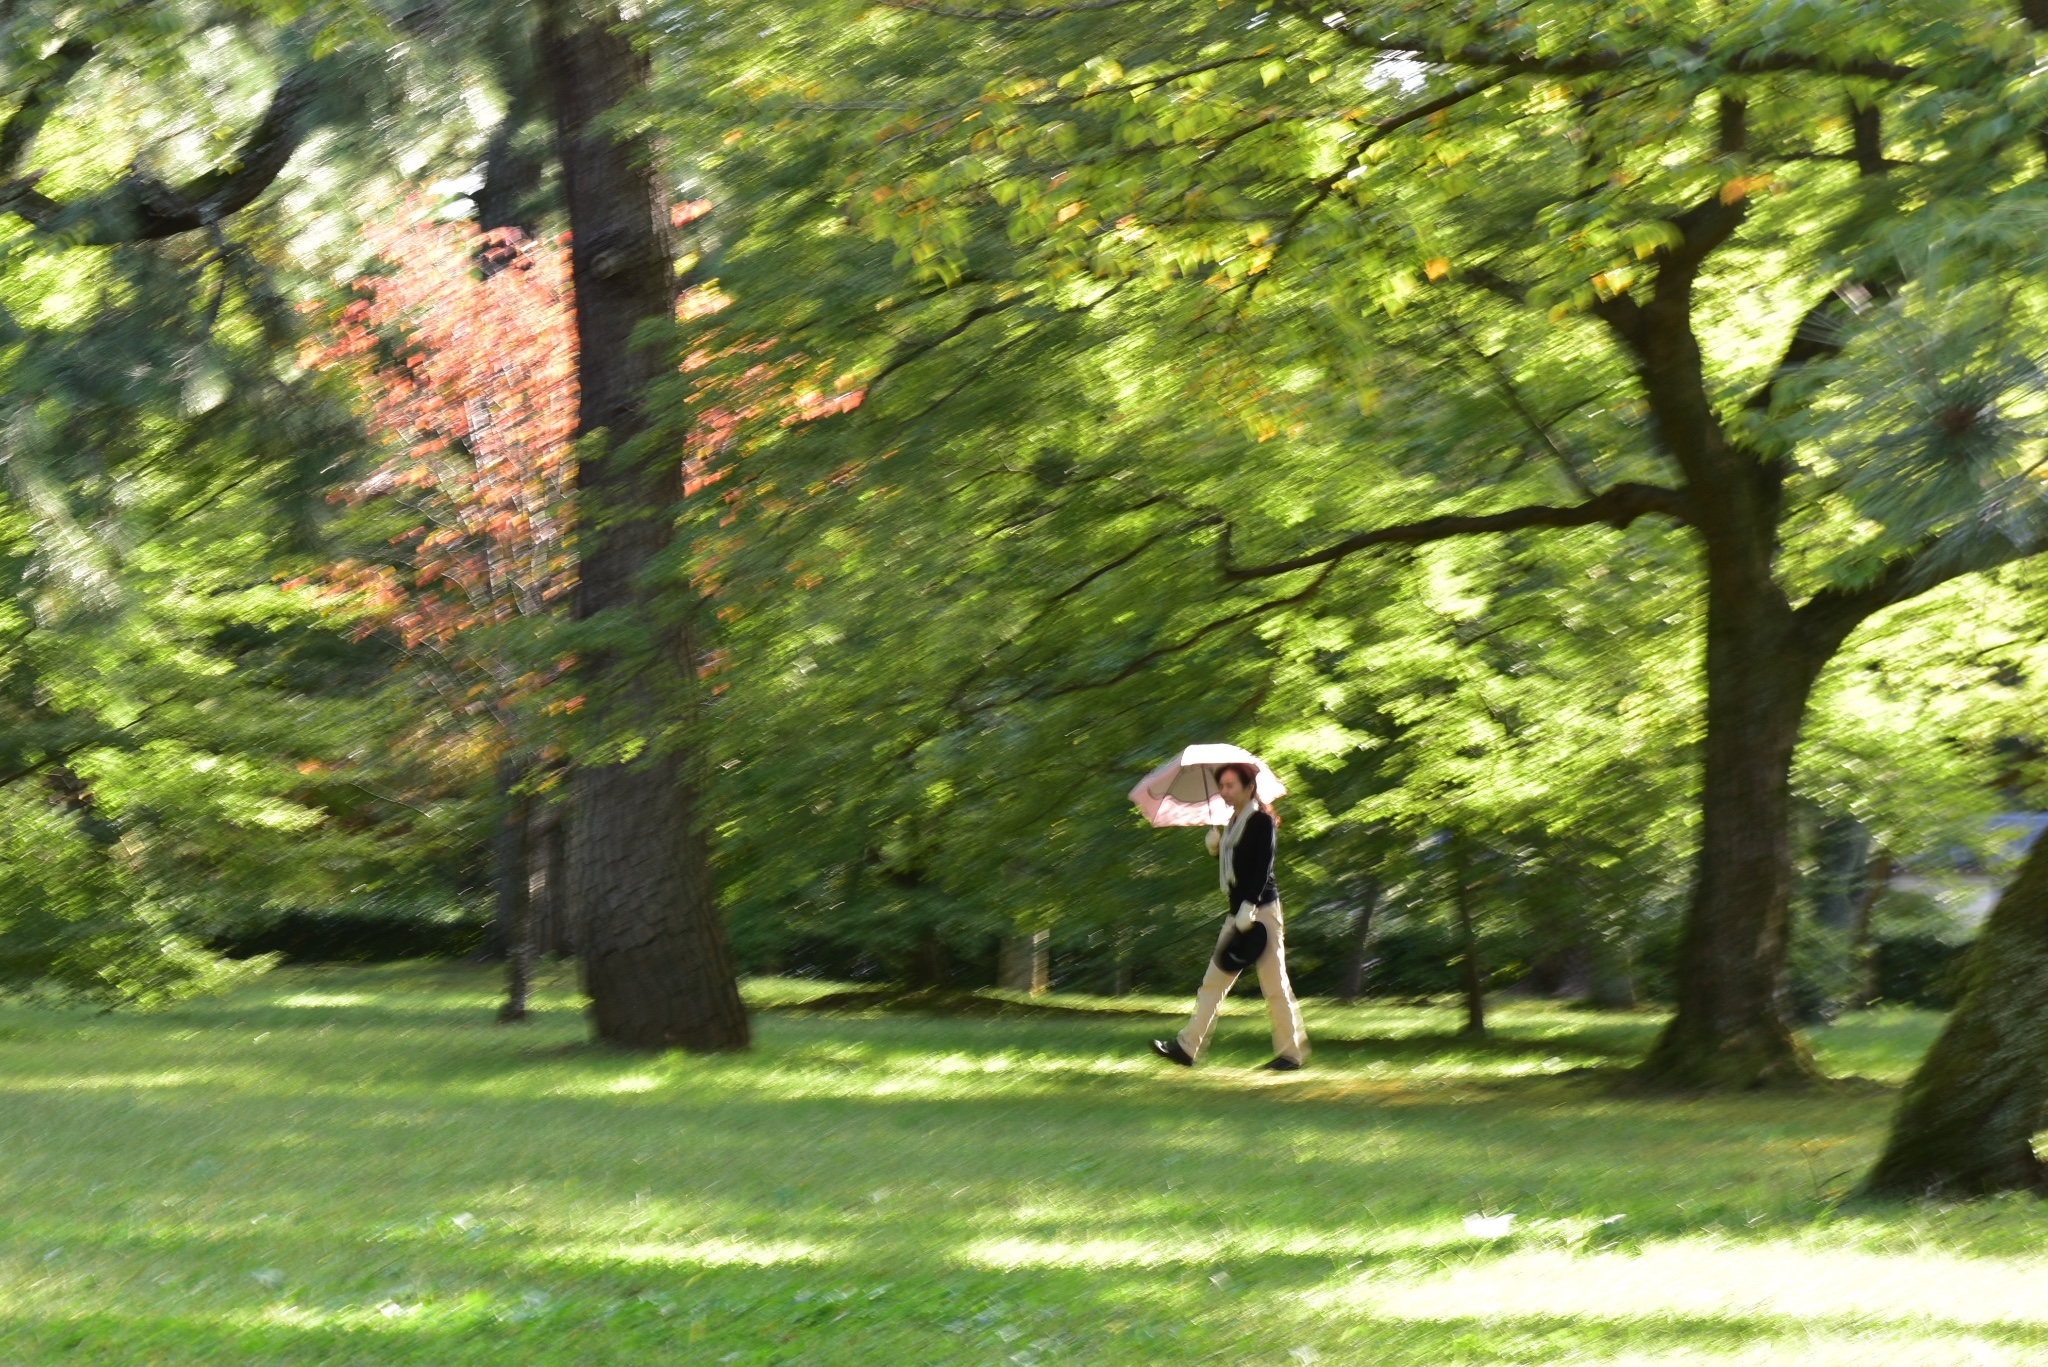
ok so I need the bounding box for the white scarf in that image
[1216,797,1260,897]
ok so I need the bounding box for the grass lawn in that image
[2,964,2044,1365]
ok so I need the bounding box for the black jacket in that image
[1225,809,1281,912]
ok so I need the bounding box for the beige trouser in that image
[1176,900,1309,1064]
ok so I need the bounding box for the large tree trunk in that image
[541,3,748,1051]
[1639,576,1826,1086]
[1613,281,1837,1087]
[1862,829,2048,1198]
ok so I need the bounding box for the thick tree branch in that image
[0,37,95,176]
[1301,24,1916,83]
[0,708,153,791]
[1743,280,1891,414]
[1457,264,1532,305]
[1743,117,1892,414]
[0,57,335,244]
[1849,98,1886,176]
[1659,190,1749,288]
[1220,481,1690,581]
[1795,528,2048,650]
[1718,94,1747,156]
[1444,317,1597,499]
[876,0,1152,18]
[0,736,95,791]
[1013,564,1338,702]
[862,294,1026,392]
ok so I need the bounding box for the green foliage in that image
[1871,934,1970,1010]
[5,0,2048,1007]
[0,784,268,1005]
[653,0,2048,1000]
[0,0,533,998]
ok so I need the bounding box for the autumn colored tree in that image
[305,207,579,1017]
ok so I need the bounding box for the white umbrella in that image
[1128,743,1286,828]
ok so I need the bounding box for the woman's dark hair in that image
[1218,762,1280,827]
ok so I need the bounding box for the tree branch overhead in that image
[0,46,339,244]
[1220,482,1692,581]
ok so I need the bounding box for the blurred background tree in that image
[0,0,546,999]
[674,0,2048,1084]
[0,0,2042,1088]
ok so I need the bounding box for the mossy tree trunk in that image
[1861,830,2048,1198]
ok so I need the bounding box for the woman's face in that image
[1217,768,1248,806]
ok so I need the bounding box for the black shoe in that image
[1261,1055,1303,1072]
[1150,1039,1194,1067]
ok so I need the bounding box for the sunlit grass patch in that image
[0,963,2042,1364]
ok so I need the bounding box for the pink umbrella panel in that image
[1128,743,1287,828]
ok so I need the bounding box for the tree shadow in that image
[7,1278,2048,1366]
[765,986,1185,1019]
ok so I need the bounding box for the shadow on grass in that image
[764,986,1186,1019]
[2,958,2014,1367]
[1304,1029,1645,1063]
[7,1289,2048,1366]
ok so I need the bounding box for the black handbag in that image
[1214,918,1269,973]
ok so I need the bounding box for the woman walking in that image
[1151,762,1309,1071]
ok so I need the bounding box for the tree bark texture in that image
[542,2,747,1051]
[0,43,341,243]
[1862,829,2048,1198]
[1637,559,1828,1085]
[1600,269,1848,1088]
